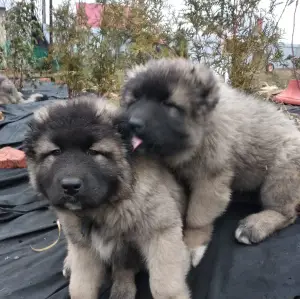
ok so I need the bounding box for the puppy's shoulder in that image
[132,155,186,215]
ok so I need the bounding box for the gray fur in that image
[24,98,190,299]
[120,58,300,267]
[0,74,24,104]
[0,74,48,105]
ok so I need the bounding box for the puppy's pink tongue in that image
[132,136,143,151]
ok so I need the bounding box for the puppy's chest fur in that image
[58,201,147,263]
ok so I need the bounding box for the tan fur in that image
[67,241,105,299]
[25,98,190,299]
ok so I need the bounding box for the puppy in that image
[0,74,24,104]
[24,97,190,299]
[119,58,300,267]
[0,74,48,104]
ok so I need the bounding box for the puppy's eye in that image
[162,102,183,114]
[50,149,61,156]
[87,149,112,159]
[86,149,100,156]
[42,149,61,159]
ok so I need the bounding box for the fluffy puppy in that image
[119,58,300,267]
[23,98,190,299]
[0,74,24,104]
[0,74,48,105]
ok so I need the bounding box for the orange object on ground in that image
[0,147,27,169]
[39,77,51,82]
[273,80,300,105]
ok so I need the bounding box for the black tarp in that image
[1,88,300,299]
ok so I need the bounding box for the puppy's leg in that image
[235,165,299,244]
[110,268,137,299]
[62,239,74,279]
[68,242,105,299]
[140,226,191,299]
[185,171,233,267]
[63,253,71,279]
[110,246,140,299]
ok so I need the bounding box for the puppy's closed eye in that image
[162,102,184,117]
[42,149,61,159]
[87,149,113,160]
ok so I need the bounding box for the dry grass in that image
[257,68,297,90]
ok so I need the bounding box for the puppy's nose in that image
[61,177,82,195]
[129,117,145,133]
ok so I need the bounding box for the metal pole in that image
[49,0,53,45]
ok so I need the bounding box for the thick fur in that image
[0,74,24,104]
[119,58,300,267]
[23,97,190,299]
[0,74,48,105]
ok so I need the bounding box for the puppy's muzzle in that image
[61,177,83,196]
[129,117,145,135]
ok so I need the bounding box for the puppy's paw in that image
[190,245,208,267]
[62,266,71,278]
[62,256,71,279]
[235,226,252,245]
[235,216,270,245]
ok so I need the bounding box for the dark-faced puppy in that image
[119,60,218,158]
[24,98,190,299]
[25,101,120,210]
[119,58,300,267]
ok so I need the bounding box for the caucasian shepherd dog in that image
[23,98,190,299]
[119,58,300,267]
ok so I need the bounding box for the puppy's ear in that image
[190,64,220,115]
[23,120,38,158]
[124,64,147,82]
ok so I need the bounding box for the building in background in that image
[274,43,300,68]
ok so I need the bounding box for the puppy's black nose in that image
[61,177,82,195]
[129,117,145,133]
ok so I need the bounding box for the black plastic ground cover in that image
[1,95,300,299]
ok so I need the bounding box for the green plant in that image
[182,0,284,92]
[4,0,43,89]
[50,0,178,98]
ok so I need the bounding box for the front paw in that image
[235,214,270,245]
[189,245,208,267]
[183,227,210,267]
[109,281,136,299]
[62,256,71,279]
